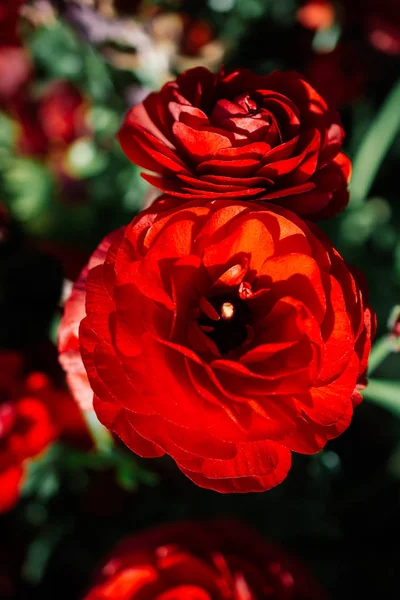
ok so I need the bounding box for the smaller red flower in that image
[83,520,326,600]
[119,66,351,219]
[0,352,55,513]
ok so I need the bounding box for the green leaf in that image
[28,22,85,80]
[0,112,18,151]
[350,78,400,207]
[363,379,400,419]
[65,138,108,179]
[3,157,56,234]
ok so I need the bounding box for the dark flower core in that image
[198,292,251,355]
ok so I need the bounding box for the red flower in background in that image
[39,80,88,146]
[0,0,31,109]
[0,349,87,512]
[0,352,55,513]
[297,1,335,31]
[83,520,325,599]
[14,80,88,157]
[119,67,351,219]
[365,0,400,55]
[59,198,374,493]
[339,0,400,56]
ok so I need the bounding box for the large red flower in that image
[83,520,325,600]
[119,67,351,219]
[0,352,55,513]
[59,198,374,493]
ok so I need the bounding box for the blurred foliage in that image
[1,0,400,599]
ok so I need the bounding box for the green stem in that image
[368,335,393,375]
[363,379,400,419]
[83,410,114,454]
[350,78,400,207]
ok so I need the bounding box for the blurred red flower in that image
[297,0,336,31]
[339,0,400,55]
[0,352,55,513]
[83,520,325,599]
[119,67,351,219]
[59,198,374,493]
[14,80,88,157]
[0,0,31,109]
[180,16,214,57]
[0,349,87,512]
[365,0,400,55]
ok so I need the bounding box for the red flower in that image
[38,80,88,145]
[14,80,87,157]
[0,46,31,109]
[180,16,215,57]
[0,352,55,513]
[24,370,88,447]
[118,67,351,220]
[83,520,325,599]
[59,198,374,493]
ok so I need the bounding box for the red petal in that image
[0,465,23,513]
[173,122,231,162]
[179,442,291,493]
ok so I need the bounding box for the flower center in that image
[198,293,250,355]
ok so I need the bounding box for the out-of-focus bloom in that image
[0,344,89,512]
[83,520,326,599]
[59,198,374,493]
[297,0,336,31]
[119,67,351,220]
[13,80,88,157]
[0,46,31,109]
[0,352,55,513]
[57,3,225,79]
[339,0,400,55]
[0,0,31,108]
[305,44,366,107]
[366,3,400,55]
